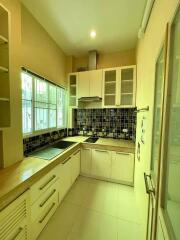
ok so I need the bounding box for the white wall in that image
[135,0,179,238]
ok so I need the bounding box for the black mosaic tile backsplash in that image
[23,129,67,155]
[72,108,136,140]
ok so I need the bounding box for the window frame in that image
[21,69,67,138]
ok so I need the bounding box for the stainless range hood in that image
[78,96,102,102]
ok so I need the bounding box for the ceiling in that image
[21,0,147,56]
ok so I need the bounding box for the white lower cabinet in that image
[81,147,92,175]
[71,149,80,184]
[59,156,72,202]
[81,147,134,185]
[111,151,134,184]
[91,149,111,178]
[0,190,30,240]
[31,178,60,240]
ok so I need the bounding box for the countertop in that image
[0,136,135,210]
[64,136,135,153]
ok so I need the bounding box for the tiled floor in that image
[38,176,143,240]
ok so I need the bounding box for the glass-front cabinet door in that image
[103,66,136,108]
[103,68,117,107]
[120,66,136,107]
[161,7,180,240]
[68,73,77,107]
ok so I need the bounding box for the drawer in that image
[7,222,28,240]
[30,166,59,204]
[31,179,60,221]
[31,194,58,240]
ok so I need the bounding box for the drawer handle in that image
[73,149,80,155]
[116,152,130,155]
[39,189,56,207]
[11,227,23,240]
[61,157,71,164]
[95,149,107,153]
[39,175,56,190]
[39,202,56,224]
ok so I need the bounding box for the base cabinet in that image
[81,148,92,175]
[91,149,111,178]
[71,149,80,184]
[111,151,134,184]
[59,157,72,202]
[81,147,134,185]
[0,191,30,240]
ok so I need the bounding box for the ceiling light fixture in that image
[90,30,96,39]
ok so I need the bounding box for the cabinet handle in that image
[39,189,56,207]
[61,156,71,164]
[11,227,23,240]
[95,149,108,153]
[83,148,91,150]
[39,202,56,223]
[73,149,80,155]
[39,175,56,190]
[116,152,130,155]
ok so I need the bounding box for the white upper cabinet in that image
[78,70,103,99]
[68,65,136,108]
[103,65,136,108]
[89,69,103,97]
[78,71,90,98]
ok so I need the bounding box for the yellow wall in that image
[21,5,67,87]
[71,49,136,72]
[0,0,23,167]
[0,2,67,168]
[135,0,179,238]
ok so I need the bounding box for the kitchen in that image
[0,0,179,240]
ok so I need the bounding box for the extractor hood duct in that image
[88,50,98,70]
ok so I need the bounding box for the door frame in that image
[158,3,180,240]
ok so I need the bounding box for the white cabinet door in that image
[59,156,72,201]
[78,71,90,98]
[71,149,80,184]
[81,148,92,175]
[111,151,134,183]
[89,70,103,97]
[0,191,30,240]
[91,149,111,178]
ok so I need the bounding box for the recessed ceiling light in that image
[90,30,96,39]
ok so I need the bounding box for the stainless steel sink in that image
[84,137,99,143]
[29,140,76,160]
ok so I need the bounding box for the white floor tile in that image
[83,179,119,217]
[67,208,118,240]
[37,201,81,240]
[117,184,141,223]
[37,177,143,240]
[64,178,90,206]
[117,219,143,240]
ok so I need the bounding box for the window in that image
[21,70,66,136]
